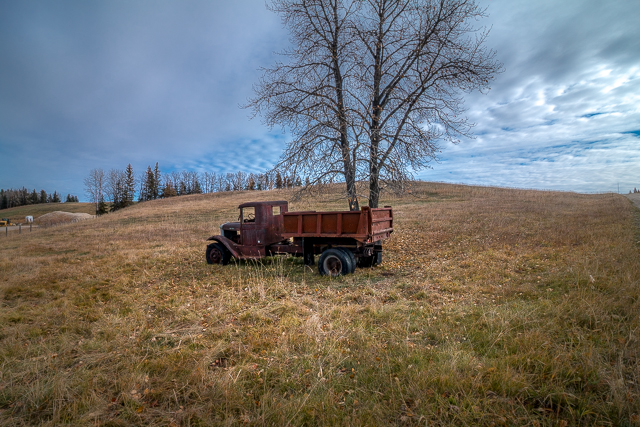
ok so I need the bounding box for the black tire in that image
[372,251,382,266]
[318,248,351,276]
[358,255,374,268]
[206,243,230,265]
[337,248,356,273]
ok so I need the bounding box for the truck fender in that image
[206,235,241,259]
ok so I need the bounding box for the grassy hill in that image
[0,202,95,224]
[1,183,639,426]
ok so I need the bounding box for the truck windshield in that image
[242,207,255,223]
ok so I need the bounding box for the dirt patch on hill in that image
[35,211,94,226]
[626,193,640,209]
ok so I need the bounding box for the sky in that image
[0,0,638,200]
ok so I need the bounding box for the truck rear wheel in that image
[206,243,230,265]
[337,248,356,273]
[318,248,351,276]
[372,251,382,266]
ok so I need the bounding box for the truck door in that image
[240,206,265,256]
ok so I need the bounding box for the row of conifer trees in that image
[85,163,310,214]
[0,188,78,210]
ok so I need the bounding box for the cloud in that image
[419,0,640,192]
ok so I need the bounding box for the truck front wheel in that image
[318,248,351,276]
[206,243,230,265]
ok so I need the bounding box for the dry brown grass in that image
[1,183,639,426]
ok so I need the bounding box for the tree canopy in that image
[249,0,501,208]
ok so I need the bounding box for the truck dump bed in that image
[281,206,393,244]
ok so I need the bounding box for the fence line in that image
[2,216,96,238]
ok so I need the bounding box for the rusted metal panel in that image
[207,234,266,259]
[369,206,393,241]
[206,235,241,258]
[238,200,288,209]
[238,201,288,248]
[281,206,393,243]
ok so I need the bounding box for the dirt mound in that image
[35,211,94,226]
[626,193,640,209]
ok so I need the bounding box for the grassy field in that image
[1,183,639,426]
[0,202,96,224]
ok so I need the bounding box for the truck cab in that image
[210,201,289,261]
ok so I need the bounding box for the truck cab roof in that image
[237,200,288,209]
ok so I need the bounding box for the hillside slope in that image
[1,183,639,426]
[0,202,95,224]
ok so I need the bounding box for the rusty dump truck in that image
[205,201,393,276]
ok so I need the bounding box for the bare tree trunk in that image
[330,1,359,210]
[248,0,362,210]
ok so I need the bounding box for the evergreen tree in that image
[40,190,47,204]
[161,178,177,198]
[19,187,28,205]
[140,166,155,202]
[111,180,123,212]
[275,171,283,189]
[153,162,161,199]
[123,164,136,207]
[97,195,108,215]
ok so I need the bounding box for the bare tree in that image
[235,171,248,191]
[170,171,181,194]
[251,0,501,208]
[217,174,227,192]
[203,171,217,193]
[190,171,203,194]
[354,0,500,207]
[248,0,362,209]
[106,168,125,211]
[84,168,105,214]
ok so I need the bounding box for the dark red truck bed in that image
[282,206,393,243]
